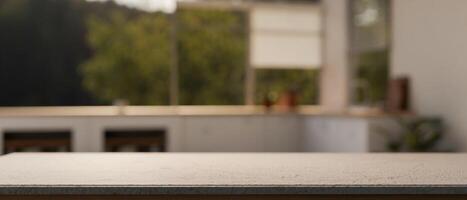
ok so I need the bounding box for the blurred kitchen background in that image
[0,0,460,153]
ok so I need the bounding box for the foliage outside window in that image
[177,9,246,105]
[0,0,320,106]
[83,12,172,105]
[350,0,390,106]
[83,8,247,105]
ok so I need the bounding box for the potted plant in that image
[386,118,443,152]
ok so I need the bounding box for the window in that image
[250,3,322,105]
[349,0,391,106]
[177,8,247,105]
[0,0,321,106]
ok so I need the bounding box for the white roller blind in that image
[250,4,322,69]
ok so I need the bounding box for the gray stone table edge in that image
[1,153,467,195]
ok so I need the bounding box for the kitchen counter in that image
[0,105,396,118]
[0,108,406,153]
[0,153,466,199]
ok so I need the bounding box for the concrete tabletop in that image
[0,153,466,195]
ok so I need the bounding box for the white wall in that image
[392,0,467,151]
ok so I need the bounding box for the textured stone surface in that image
[0,153,466,195]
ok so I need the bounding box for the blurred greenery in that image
[386,118,443,152]
[82,12,172,105]
[354,49,389,105]
[256,69,319,105]
[82,8,247,105]
[177,9,246,105]
[350,0,390,106]
[0,0,320,106]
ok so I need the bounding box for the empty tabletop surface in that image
[0,153,466,195]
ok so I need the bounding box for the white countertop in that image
[0,153,465,195]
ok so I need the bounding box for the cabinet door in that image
[263,115,301,152]
[183,116,263,152]
[303,117,369,152]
